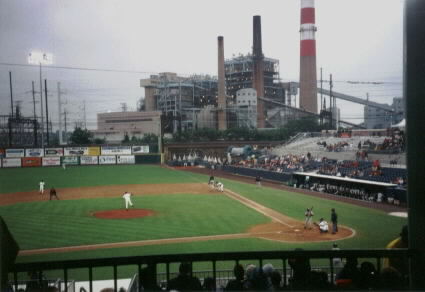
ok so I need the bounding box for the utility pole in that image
[320,67,323,111]
[64,109,67,144]
[329,74,333,129]
[366,92,369,129]
[9,71,14,118]
[44,79,49,146]
[57,82,64,145]
[32,81,38,146]
[32,81,37,120]
[83,100,87,129]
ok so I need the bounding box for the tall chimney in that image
[299,0,318,113]
[217,36,227,130]
[253,15,265,128]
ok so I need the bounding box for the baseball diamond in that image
[0,164,407,263]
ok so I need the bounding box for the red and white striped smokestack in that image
[217,36,227,130]
[299,0,318,113]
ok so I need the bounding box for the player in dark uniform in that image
[49,187,59,200]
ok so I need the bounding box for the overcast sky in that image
[0,0,404,128]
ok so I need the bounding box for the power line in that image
[0,62,156,75]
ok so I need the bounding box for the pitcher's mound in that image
[93,209,156,219]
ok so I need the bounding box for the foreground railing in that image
[10,249,417,291]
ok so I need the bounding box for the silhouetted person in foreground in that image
[225,264,245,291]
[167,262,202,291]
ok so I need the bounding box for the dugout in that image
[292,172,406,204]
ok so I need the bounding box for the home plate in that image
[294,229,300,232]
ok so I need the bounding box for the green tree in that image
[69,127,93,145]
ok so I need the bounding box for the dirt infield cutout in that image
[92,209,157,219]
[0,182,355,255]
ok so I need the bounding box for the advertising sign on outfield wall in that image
[6,149,25,158]
[99,155,116,164]
[22,157,42,167]
[25,148,44,157]
[0,149,5,159]
[42,157,61,166]
[44,148,64,157]
[80,156,99,165]
[2,158,22,167]
[64,147,88,156]
[88,147,101,156]
[132,145,149,154]
[117,155,135,164]
[101,146,131,155]
[61,156,79,165]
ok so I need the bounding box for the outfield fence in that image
[0,145,161,168]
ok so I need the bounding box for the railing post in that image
[282,259,287,287]
[13,271,18,291]
[138,263,142,292]
[166,263,170,286]
[64,268,68,292]
[212,260,216,285]
[113,265,117,292]
[89,266,93,292]
[329,257,334,284]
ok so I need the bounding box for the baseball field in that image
[0,164,407,280]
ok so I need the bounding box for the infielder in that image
[39,180,45,195]
[123,191,134,210]
[215,181,224,192]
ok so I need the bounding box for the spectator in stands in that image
[225,263,245,291]
[383,225,409,282]
[331,243,344,273]
[309,270,333,290]
[167,262,202,291]
[250,266,269,290]
[379,267,404,290]
[202,277,216,291]
[243,264,256,290]
[335,257,360,289]
[139,265,161,291]
[288,248,311,290]
[270,270,283,291]
[358,261,379,290]
[262,263,274,288]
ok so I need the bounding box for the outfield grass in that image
[0,165,407,266]
[0,165,205,193]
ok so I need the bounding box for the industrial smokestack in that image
[299,0,318,113]
[252,15,265,128]
[217,36,227,130]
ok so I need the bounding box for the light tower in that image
[299,0,318,113]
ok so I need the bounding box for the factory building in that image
[92,111,161,143]
[364,97,404,129]
[224,55,285,109]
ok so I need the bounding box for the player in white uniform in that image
[215,182,224,192]
[122,191,134,210]
[39,180,45,195]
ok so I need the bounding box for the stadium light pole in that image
[28,52,53,148]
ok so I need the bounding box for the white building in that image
[92,111,161,143]
[236,88,257,128]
